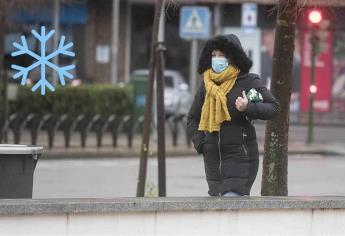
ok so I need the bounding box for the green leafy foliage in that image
[7,84,133,117]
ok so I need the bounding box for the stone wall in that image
[1,197,345,235]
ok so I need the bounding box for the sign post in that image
[180,6,211,95]
[156,1,166,197]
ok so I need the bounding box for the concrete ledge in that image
[1,197,345,215]
[2,197,345,235]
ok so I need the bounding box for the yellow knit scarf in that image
[198,65,240,132]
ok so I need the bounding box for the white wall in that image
[1,209,345,235]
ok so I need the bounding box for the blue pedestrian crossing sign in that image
[241,3,258,28]
[179,6,211,40]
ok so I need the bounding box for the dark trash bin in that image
[0,144,44,199]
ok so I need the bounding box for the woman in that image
[187,34,280,197]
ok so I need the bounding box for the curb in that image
[41,146,345,159]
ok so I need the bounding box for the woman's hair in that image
[197,34,253,74]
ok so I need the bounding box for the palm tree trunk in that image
[261,0,299,196]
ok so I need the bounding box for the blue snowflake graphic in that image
[11,26,75,95]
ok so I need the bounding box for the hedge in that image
[1,84,133,117]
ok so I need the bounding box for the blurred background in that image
[2,1,345,117]
[0,0,344,198]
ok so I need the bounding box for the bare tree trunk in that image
[261,0,298,196]
[0,1,7,124]
[136,0,164,197]
[0,1,6,84]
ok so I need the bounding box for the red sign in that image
[300,30,333,112]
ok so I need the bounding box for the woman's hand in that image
[235,91,248,112]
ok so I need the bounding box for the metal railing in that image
[0,112,344,149]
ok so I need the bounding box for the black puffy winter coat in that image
[187,72,279,196]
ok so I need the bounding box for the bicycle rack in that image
[82,114,101,148]
[96,115,116,148]
[63,114,86,148]
[47,114,69,148]
[31,114,53,145]
[181,116,191,147]
[0,113,19,143]
[167,116,179,147]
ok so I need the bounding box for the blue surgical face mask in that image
[211,57,229,73]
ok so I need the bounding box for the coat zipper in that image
[242,132,248,157]
[218,129,222,178]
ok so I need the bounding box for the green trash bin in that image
[131,75,148,119]
[0,144,44,199]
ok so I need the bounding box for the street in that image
[33,154,345,198]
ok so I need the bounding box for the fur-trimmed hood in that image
[197,34,252,75]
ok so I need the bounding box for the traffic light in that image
[307,9,329,54]
[306,8,329,144]
[309,84,317,94]
[308,10,322,24]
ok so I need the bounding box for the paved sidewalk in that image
[11,141,345,159]
[32,154,345,198]
[41,141,345,158]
